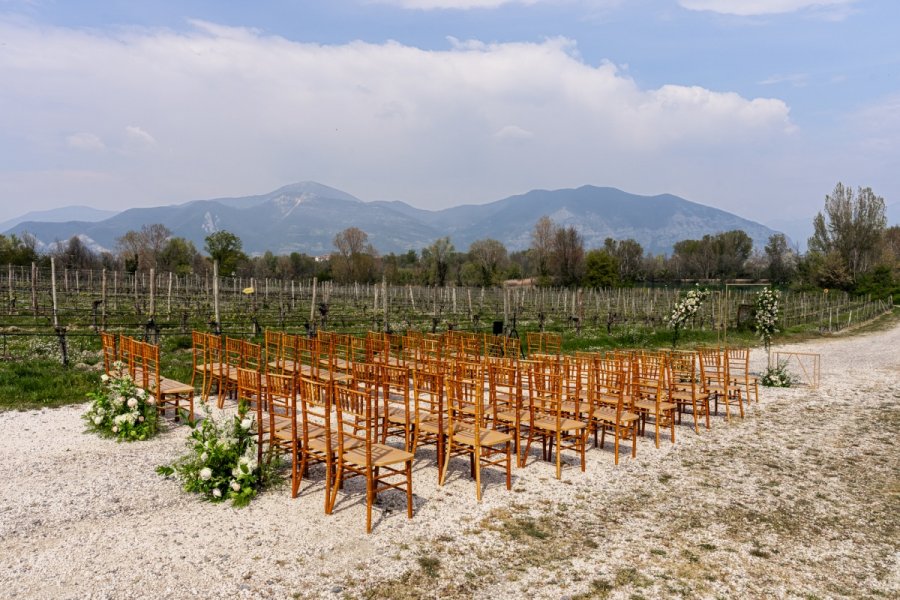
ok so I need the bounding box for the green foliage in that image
[83,364,160,441]
[853,265,900,301]
[809,182,886,282]
[157,401,268,507]
[584,249,619,288]
[205,230,247,276]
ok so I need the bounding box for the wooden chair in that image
[699,347,743,420]
[526,331,562,358]
[237,367,266,464]
[381,363,413,451]
[296,375,336,510]
[667,351,711,433]
[441,370,512,501]
[140,340,195,422]
[264,329,284,374]
[411,364,447,482]
[727,347,759,405]
[264,371,298,461]
[586,356,638,465]
[487,358,528,467]
[332,383,414,533]
[632,353,676,447]
[523,357,588,479]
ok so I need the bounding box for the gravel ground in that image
[1,322,898,600]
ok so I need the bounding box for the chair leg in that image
[474,446,482,502]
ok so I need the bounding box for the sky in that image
[0,0,898,236]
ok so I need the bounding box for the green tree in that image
[423,237,453,286]
[584,249,619,288]
[204,230,247,275]
[158,237,199,275]
[809,183,887,282]
[764,233,795,285]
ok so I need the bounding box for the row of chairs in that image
[99,332,194,420]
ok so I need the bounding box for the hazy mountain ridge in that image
[5,182,780,256]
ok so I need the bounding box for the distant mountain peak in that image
[4,182,781,257]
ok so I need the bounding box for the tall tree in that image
[584,249,619,288]
[809,183,886,282]
[553,225,585,287]
[531,216,555,284]
[468,238,508,287]
[764,233,795,285]
[332,227,376,283]
[204,230,246,275]
[116,223,172,272]
[423,237,453,286]
[603,238,644,285]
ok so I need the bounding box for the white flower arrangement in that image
[157,401,269,508]
[754,287,781,352]
[83,362,159,442]
[667,286,710,347]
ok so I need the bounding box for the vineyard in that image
[1,262,892,363]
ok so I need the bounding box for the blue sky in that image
[1,0,897,242]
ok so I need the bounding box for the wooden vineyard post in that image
[101,269,107,329]
[383,276,389,333]
[213,261,220,334]
[31,261,38,317]
[7,264,12,316]
[167,272,173,316]
[309,276,317,331]
[149,268,155,318]
[51,257,67,366]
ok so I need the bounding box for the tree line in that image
[6,182,897,299]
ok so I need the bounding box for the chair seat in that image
[449,427,513,447]
[590,407,639,424]
[385,406,409,424]
[159,377,194,396]
[495,408,528,423]
[531,416,587,432]
[417,418,449,435]
[633,399,677,412]
[342,443,414,467]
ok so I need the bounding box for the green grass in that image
[0,359,99,410]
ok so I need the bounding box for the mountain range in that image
[4,182,782,256]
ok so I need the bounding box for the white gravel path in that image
[1,321,898,599]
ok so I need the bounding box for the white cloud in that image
[0,18,794,218]
[65,132,105,151]
[758,73,809,87]
[493,125,535,142]
[678,0,857,17]
[124,125,157,146]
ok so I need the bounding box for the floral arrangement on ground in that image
[156,402,273,507]
[761,360,794,387]
[83,363,159,441]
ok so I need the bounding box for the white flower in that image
[212,488,222,498]
[240,418,252,430]
[93,416,103,425]
[101,374,110,383]
[201,452,209,462]
[138,416,144,423]
[232,467,241,478]
[199,467,212,481]
[136,388,147,399]
[112,426,119,433]
[239,456,250,466]
[230,481,241,492]
[147,396,156,406]
[127,397,138,409]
